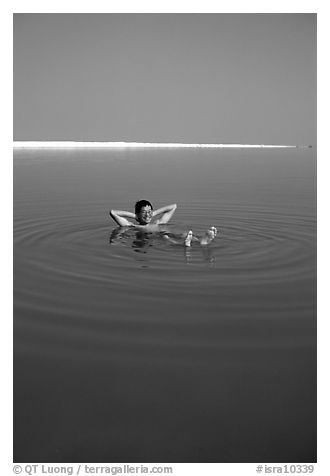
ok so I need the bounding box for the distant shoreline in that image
[13,141,308,149]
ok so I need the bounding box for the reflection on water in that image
[14,148,316,462]
[109,226,217,266]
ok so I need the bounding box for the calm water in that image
[13,147,316,462]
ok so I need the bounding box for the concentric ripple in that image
[13,149,317,464]
[14,201,316,291]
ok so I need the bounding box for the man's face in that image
[137,205,153,224]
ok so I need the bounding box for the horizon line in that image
[13,141,309,149]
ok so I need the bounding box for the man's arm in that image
[110,209,136,227]
[153,203,177,224]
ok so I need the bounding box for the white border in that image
[5,3,326,475]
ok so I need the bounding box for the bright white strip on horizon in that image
[13,141,299,149]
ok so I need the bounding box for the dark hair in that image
[135,200,153,215]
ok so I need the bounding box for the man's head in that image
[135,200,153,225]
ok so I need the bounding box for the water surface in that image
[13,147,316,462]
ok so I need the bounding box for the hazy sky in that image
[13,13,316,145]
